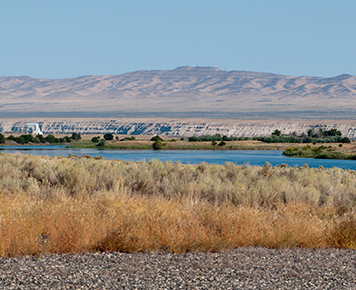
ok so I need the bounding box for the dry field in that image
[1,153,356,257]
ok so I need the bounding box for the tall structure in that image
[24,123,43,135]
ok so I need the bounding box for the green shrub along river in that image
[1,128,355,160]
[283,145,356,160]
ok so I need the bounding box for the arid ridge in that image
[2,118,356,139]
[1,67,356,119]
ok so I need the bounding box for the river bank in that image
[283,144,356,160]
[69,139,356,152]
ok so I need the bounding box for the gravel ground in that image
[0,248,355,289]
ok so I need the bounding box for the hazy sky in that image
[1,0,355,79]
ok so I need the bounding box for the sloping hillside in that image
[2,118,356,139]
[1,67,356,119]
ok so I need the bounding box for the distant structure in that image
[24,123,43,135]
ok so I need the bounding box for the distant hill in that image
[1,67,356,119]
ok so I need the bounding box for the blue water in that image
[1,145,356,170]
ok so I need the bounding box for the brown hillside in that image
[1,67,356,119]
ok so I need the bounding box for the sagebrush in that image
[1,153,356,256]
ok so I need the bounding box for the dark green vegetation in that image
[71,133,81,141]
[152,139,166,150]
[0,133,82,145]
[188,134,238,142]
[91,136,100,143]
[185,129,351,144]
[2,127,352,149]
[69,130,355,156]
[96,140,106,147]
[151,135,164,142]
[5,134,73,145]
[257,128,351,144]
[120,136,136,141]
[104,133,114,140]
[151,135,167,150]
[70,142,153,150]
[283,145,356,160]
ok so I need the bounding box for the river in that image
[1,145,356,170]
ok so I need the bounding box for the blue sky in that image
[1,0,355,79]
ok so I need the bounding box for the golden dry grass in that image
[1,153,356,257]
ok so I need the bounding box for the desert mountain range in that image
[1,67,356,119]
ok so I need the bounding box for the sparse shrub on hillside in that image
[187,134,238,142]
[22,134,34,143]
[152,140,164,150]
[71,132,81,141]
[91,137,99,143]
[64,136,72,143]
[37,134,47,143]
[45,134,58,143]
[5,134,35,144]
[121,136,136,141]
[151,135,163,142]
[104,133,114,140]
[96,139,105,146]
[272,129,281,136]
[231,128,353,144]
[188,136,198,142]
[14,136,25,144]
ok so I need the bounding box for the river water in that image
[1,145,356,170]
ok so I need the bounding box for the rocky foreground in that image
[1,248,355,289]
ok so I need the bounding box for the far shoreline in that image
[2,138,356,161]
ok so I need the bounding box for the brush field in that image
[1,153,356,257]
[69,139,356,152]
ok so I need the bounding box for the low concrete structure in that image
[24,123,43,135]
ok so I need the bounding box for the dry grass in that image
[1,153,356,257]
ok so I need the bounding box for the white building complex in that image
[25,123,43,135]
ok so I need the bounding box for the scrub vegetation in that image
[68,128,352,152]
[186,129,351,144]
[2,153,356,257]
[2,133,76,144]
[255,128,351,144]
[283,145,356,160]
